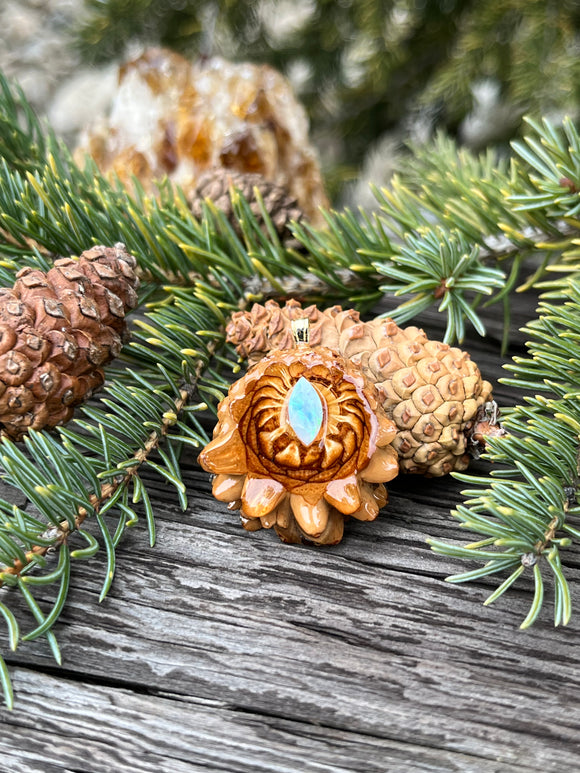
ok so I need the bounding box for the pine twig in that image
[0,325,218,589]
[534,513,562,557]
[0,388,190,587]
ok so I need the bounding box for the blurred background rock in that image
[2,0,580,207]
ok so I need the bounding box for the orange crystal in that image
[76,48,328,223]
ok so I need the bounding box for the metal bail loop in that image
[291,317,310,345]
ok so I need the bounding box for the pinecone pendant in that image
[198,318,399,545]
[0,244,139,440]
[226,300,505,477]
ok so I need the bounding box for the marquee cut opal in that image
[287,377,323,446]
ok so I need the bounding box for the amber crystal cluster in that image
[0,244,139,440]
[199,343,399,545]
[77,48,328,224]
[226,300,501,477]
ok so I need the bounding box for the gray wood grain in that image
[1,668,529,773]
[2,292,579,772]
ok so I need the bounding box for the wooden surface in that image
[2,295,580,772]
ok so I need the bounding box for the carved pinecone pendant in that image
[226,300,503,477]
[199,341,399,545]
[0,244,139,440]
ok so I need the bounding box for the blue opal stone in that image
[287,377,323,446]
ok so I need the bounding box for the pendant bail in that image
[291,317,310,345]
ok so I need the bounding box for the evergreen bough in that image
[1,73,580,708]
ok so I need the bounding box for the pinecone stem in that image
[465,400,506,458]
[533,512,561,558]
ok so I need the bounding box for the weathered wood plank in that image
[1,667,529,773]
[3,477,580,770]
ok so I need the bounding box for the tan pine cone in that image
[226,300,500,476]
[0,243,139,440]
[190,170,304,249]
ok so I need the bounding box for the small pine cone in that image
[226,300,497,476]
[190,170,305,249]
[0,244,139,440]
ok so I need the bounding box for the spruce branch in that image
[0,68,385,310]
[286,122,580,346]
[0,70,245,703]
[428,277,580,627]
[0,298,224,708]
[374,227,505,343]
[5,63,580,340]
[0,383,193,590]
[368,126,580,339]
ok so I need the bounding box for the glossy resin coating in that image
[199,345,399,545]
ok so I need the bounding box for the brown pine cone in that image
[226,300,501,476]
[0,243,139,440]
[190,170,304,249]
[227,299,360,366]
